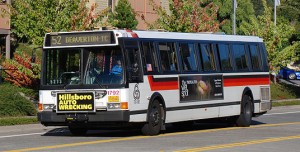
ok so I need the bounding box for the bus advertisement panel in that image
[180,75,224,102]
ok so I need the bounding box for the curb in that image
[272,98,300,102]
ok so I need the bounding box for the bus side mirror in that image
[132,63,139,73]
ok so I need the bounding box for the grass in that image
[0,117,38,126]
[272,100,300,107]
[271,82,300,100]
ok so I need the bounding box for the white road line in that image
[0,132,45,139]
[264,111,300,116]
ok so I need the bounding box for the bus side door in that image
[122,39,143,83]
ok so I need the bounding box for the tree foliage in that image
[147,0,226,32]
[240,0,297,70]
[11,0,109,45]
[203,0,256,35]
[108,0,138,29]
[1,52,41,89]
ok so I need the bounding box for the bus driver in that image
[110,59,123,83]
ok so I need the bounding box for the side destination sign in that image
[45,31,115,47]
[57,92,95,113]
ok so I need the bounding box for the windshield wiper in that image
[88,71,106,89]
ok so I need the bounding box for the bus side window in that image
[232,44,249,71]
[199,44,216,72]
[158,42,178,72]
[141,41,158,73]
[217,43,233,71]
[249,44,262,71]
[179,43,198,71]
[260,43,269,71]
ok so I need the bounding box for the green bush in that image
[0,82,37,117]
[271,82,300,100]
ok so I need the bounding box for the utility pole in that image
[274,0,280,26]
[232,0,237,35]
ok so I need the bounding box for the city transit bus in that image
[38,30,271,136]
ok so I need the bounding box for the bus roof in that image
[43,30,264,49]
[116,30,264,43]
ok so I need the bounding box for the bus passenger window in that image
[200,44,216,71]
[217,44,233,71]
[232,44,249,71]
[179,43,197,71]
[158,42,178,72]
[249,44,261,71]
[142,42,158,72]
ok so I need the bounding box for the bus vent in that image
[260,87,270,101]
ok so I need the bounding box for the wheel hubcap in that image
[150,108,160,126]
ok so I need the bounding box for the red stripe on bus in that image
[148,76,178,91]
[224,77,270,87]
[125,29,139,38]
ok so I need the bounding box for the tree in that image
[202,0,256,35]
[11,0,108,45]
[240,0,297,70]
[108,0,138,29]
[277,0,300,41]
[147,0,226,33]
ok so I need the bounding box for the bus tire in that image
[68,126,88,136]
[141,100,163,136]
[236,94,253,127]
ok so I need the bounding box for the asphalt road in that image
[278,78,300,87]
[1,106,300,152]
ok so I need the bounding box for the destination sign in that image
[44,31,115,47]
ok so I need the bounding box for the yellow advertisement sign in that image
[57,92,94,112]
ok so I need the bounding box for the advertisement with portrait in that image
[179,75,224,102]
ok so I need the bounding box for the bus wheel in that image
[236,94,253,127]
[68,126,88,136]
[142,100,163,136]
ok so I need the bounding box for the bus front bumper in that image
[38,110,130,126]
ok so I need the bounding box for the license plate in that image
[56,92,95,113]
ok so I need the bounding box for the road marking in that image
[264,111,300,116]
[0,132,45,139]
[4,122,300,152]
[175,134,300,152]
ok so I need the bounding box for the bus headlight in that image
[107,102,128,110]
[107,103,121,109]
[42,104,55,111]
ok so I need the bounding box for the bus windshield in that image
[43,47,124,86]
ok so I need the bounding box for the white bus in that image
[38,30,271,135]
